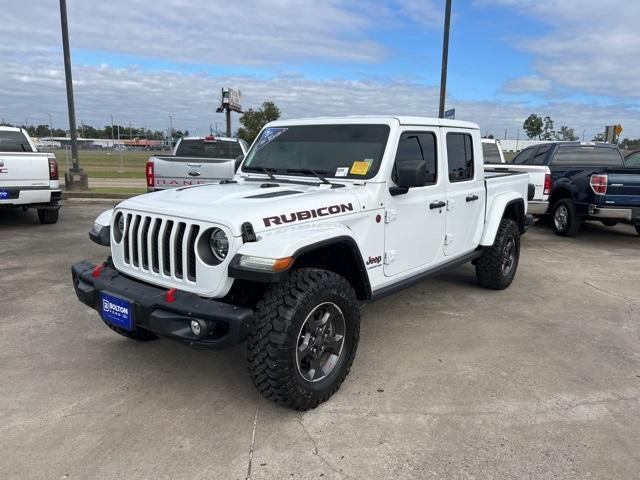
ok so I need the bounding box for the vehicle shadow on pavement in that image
[0,208,41,225]
[532,220,639,242]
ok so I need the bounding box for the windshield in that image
[175,139,242,159]
[242,124,390,179]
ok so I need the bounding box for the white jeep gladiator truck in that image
[0,126,62,223]
[72,116,531,410]
[146,135,248,191]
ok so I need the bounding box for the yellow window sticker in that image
[350,160,371,176]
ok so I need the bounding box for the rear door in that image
[441,129,485,257]
[384,128,446,277]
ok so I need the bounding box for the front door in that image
[441,130,485,256]
[384,129,447,277]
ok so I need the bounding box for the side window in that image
[393,132,437,185]
[446,133,474,182]
[513,147,535,164]
[531,145,550,165]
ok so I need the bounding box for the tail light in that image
[146,160,154,188]
[590,174,607,195]
[48,158,59,180]
[543,173,551,195]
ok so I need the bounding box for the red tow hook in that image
[165,288,178,303]
[92,264,104,278]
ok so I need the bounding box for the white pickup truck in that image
[146,135,248,191]
[0,126,61,224]
[73,116,531,410]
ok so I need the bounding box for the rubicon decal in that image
[263,203,354,227]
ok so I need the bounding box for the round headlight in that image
[209,228,229,261]
[113,212,125,243]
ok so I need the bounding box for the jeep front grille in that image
[121,213,200,282]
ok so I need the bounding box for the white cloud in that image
[2,0,385,66]
[503,75,552,93]
[481,0,640,98]
[3,59,638,138]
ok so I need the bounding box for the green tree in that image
[620,138,640,150]
[592,132,605,142]
[523,114,543,140]
[541,116,555,140]
[556,126,578,141]
[236,101,281,144]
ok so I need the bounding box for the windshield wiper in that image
[243,166,278,181]
[286,168,343,188]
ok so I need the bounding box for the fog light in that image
[190,320,202,336]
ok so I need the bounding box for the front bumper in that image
[588,205,640,223]
[71,260,254,349]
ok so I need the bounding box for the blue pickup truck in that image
[487,142,640,237]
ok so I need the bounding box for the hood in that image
[118,179,362,236]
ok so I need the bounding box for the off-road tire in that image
[38,208,59,224]
[246,268,360,410]
[103,321,159,341]
[601,219,618,227]
[475,218,520,290]
[552,199,580,236]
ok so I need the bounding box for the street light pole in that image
[59,0,81,173]
[438,0,452,118]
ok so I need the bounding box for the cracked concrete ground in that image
[1,200,639,479]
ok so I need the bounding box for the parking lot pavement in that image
[1,200,640,479]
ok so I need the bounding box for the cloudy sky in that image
[2,0,639,138]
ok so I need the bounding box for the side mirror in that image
[234,154,245,172]
[390,160,427,195]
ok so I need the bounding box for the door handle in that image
[466,195,479,202]
[430,201,446,209]
[187,163,202,168]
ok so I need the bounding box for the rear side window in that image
[482,142,502,163]
[531,145,550,165]
[394,131,437,185]
[552,146,623,166]
[513,147,535,164]
[0,131,33,152]
[446,133,474,182]
[176,139,243,159]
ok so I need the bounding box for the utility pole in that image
[169,115,173,148]
[48,113,53,137]
[118,124,124,173]
[110,114,114,147]
[438,0,452,118]
[59,0,84,183]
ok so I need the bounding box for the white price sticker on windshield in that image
[335,167,349,177]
